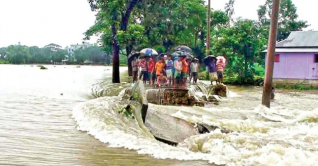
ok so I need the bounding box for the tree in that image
[87,0,142,83]
[6,45,31,64]
[224,0,235,26]
[212,19,267,84]
[257,0,309,41]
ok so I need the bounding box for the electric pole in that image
[206,0,211,57]
[262,0,280,108]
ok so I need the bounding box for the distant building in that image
[264,31,318,86]
[66,42,95,54]
[45,43,62,52]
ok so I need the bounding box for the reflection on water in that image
[0,65,207,166]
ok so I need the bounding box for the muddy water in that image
[0,65,206,166]
[74,79,318,165]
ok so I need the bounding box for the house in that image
[44,43,62,52]
[265,31,318,86]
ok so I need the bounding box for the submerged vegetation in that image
[39,65,47,70]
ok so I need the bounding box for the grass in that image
[0,59,9,64]
[275,83,318,90]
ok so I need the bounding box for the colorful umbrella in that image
[140,48,158,57]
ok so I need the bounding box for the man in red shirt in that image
[147,57,155,85]
[181,57,189,87]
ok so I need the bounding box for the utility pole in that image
[206,0,211,57]
[262,0,280,108]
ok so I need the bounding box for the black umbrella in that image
[171,51,194,60]
[174,45,192,53]
[204,55,216,65]
[128,52,140,62]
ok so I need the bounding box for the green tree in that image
[87,0,142,83]
[6,45,31,64]
[257,0,308,41]
[74,46,107,64]
[224,0,235,26]
[212,19,267,84]
[29,46,50,64]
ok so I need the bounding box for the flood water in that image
[0,65,206,166]
[1,65,317,166]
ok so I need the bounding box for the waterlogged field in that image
[0,65,206,166]
[1,65,317,166]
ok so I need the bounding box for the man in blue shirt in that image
[165,56,174,86]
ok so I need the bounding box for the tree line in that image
[85,0,308,83]
[0,44,110,65]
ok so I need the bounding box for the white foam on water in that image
[72,95,215,162]
[228,91,241,98]
[73,86,318,165]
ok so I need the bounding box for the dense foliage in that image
[0,44,108,65]
[84,0,308,84]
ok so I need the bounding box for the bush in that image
[275,83,318,90]
[0,59,9,64]
[40,65,47,70]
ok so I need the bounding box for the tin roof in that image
[274,48,318,53]
[276,31,318,48]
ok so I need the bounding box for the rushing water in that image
[1,65,317,166]
[0,65,205,166]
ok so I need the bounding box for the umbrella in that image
[171,51,192,58]
[140,48,158,58]
[174,45,192,53]
[204,55,217,65]
[128,52,140,62]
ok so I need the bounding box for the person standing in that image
[131,57,139,83]
[190,58,199,84]
[216,58,225,84]
[155,59,165,78]
[209,58,218,85]
[174,57,183,88]
[181,57,189,87]
[165,56,174,86]
[147,57,155,85]
[139,58,148,84]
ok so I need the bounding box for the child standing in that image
[155,59,165,78]
[174,57,183,88]
[147,57,155,85]
[181,57,189,87]
[139,58,148,84]
[165,56,174,86]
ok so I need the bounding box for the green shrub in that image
[40,65,47,70]
[0,59,9,64]
[275,83,318,90]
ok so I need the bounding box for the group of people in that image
[131,55,200,88]
[206,57,226,85]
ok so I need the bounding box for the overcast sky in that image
[0,0,316,48]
